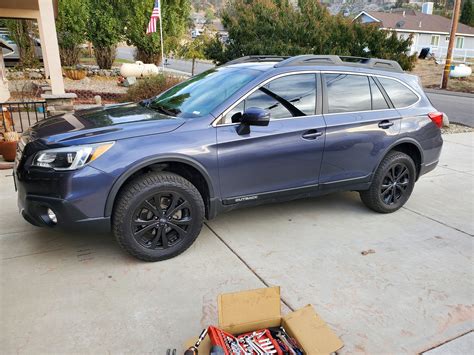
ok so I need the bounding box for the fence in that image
[1,101,47,133]
[412,44,474,63]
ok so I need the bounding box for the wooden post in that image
[441,0,462,89]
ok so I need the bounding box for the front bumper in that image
[15,165,113,232]
[18,191,110,231]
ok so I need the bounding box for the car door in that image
[320,72,402,186]
[215,73,326,203]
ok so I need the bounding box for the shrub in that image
[122,0,191,65]
[123,75,183,102]
[87,0,122,69]
[5,19,39,68]
[56,0,88,66]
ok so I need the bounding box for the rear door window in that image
[378,77,419,108]
[324,74,371,113]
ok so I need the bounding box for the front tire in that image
[112,172,205,262]
[360,151,416,213]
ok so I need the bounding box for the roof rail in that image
[274,55,403,73]
[223,55,290,66]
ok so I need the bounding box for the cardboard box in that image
[185,287,343,354]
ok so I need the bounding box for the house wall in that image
[411,33,474,60]
[358,13,378,24]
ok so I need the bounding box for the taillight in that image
[428,112,443,128]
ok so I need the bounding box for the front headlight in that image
[32,142,114,171]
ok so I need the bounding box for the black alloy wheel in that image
[379,163,410,206]
[113,172,205,261]
[132,192,192,250]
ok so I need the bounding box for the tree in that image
[56,0,89,66]
[5,19,39,68]
[87,0,122,69]
[208,0,416,70]
[178,35,209,75]
[122,0,191,64]
[460,0,474,26]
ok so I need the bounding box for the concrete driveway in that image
[1,133,473,354]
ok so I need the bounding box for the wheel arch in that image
[105,155,216,219]
[375,138,424,179]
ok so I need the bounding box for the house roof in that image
[355,10,474,36]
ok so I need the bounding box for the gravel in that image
[442,123,474,134]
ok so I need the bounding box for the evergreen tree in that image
[460,0,474,26]
[209,0,416,70]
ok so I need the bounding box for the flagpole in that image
[158,3,165,73]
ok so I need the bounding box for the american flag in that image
[146,0,161,34]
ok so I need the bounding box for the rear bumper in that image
[419,159,439,177]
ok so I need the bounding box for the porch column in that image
[36,16,50,78]
[37,0,64,95]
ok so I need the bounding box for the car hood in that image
[28,103,185,146]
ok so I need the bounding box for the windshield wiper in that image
[148,103,179,117]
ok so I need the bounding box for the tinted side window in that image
[325,74,371,113]
[263,74,316,116]
[221,74,316,123]
[245,89,293,120]
[370,77,389,110]
[378,77,419,108]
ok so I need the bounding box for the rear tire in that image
[112,172,205,262]
[360,151,416,213]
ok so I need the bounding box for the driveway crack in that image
[205,222,295,312]
[402,207,473,237]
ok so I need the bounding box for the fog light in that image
[47,208,57,224]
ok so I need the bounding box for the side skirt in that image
[210,175,372,218]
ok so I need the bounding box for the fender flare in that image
[372,137,425,176]
[104,155,216,217]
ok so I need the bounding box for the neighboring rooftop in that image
[355,10,474,36]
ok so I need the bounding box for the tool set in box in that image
[185,326,304,355]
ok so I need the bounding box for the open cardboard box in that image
[185,287,343,354]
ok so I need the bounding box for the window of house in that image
[370,77,389,110]
[221,74,317,123]
[431,35,440,47]
[378,77,419,108]
[325,74,371,113]
[456,37,464,49]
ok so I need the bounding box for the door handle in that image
[302,129,323,140]
[378,120,394,129]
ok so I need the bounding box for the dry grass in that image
[411,59,474,93]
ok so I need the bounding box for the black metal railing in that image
[1,101,47,133]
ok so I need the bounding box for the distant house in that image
[353,9,474,60]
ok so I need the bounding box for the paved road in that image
[1,133,472,354]
[427,92,474,127]
[116,46,214,75]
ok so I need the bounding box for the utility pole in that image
[441,0,462,89]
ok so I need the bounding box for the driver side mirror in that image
[236,107,270,135]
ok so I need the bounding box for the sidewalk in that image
[1,133,473,354]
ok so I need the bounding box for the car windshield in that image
[147,67,260,118]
